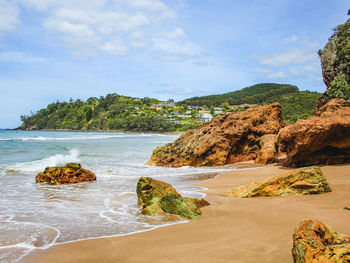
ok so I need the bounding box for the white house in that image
[196,113,213,123]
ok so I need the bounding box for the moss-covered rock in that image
[228,167,331,198]
[292,219,350,263]
[137,177,209,219]
[36,163,96,184]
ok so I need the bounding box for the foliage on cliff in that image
[177,83,298,107]
[318,15,350,106]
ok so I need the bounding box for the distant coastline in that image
[8,128,184,136]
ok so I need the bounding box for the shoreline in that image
[6,128,184,136]
[21,163,350,263]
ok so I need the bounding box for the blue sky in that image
[0,0,349,128]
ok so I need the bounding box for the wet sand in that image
[21,164,350,263]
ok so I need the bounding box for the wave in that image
[0,133,174,142]
[6,149,80,173]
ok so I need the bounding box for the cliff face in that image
[318,17,350,108]
[147,103,285,168]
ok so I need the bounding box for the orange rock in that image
[147,103,285,167]
[255,134,278,165]
[278,99,350,167]
[292,219,350,263]
[36,163,96,184]
[228,166,331,198]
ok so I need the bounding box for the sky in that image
[0,0,349,128]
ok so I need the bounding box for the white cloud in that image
[249,37,322,82]
[163,27,186,40]
[247,68,286,79]
[252,49,317,67]
[151,38,201,61]
[282,35,299,43]
[101,38,127,55]
[8,1,201,61]
[117,0,175,20]
[0,51,48,63]
[0,0,20,32]
[15,0,191,58]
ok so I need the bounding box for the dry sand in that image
[21,164,350,263]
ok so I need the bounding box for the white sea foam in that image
[7,149,80,173]
[0,133,173,142]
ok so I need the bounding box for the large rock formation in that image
[36,163,96,184]
[292,219,350,263]
[228,167,331,198]
[137,177,209,219]
[147,103,285,168]
[317,16,350,109]
[278,99,350,167]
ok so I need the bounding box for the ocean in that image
[0,130,234,262]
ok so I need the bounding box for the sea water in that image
[0,130,234,262]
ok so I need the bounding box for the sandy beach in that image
[21,164,350,263]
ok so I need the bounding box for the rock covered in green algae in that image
[292,219,350,263]
[228,167,331,198]
[36,163,96,184]
[137,177,209,219]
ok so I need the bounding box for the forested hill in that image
[178,83,299,106]
[18,83,322,132]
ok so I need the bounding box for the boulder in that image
[227,167,331,198]
[147,103,285,167]
[255,134,278,165]
[278,99,350,167]
[292,219,350,263]
[36,163,96,184]
[137,177,209,219]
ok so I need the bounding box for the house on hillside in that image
[196,112,213,123]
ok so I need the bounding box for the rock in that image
[317,17,350,108]
[147,103,285,167]
[36,163,96,184]
[255,134,278,165]
[228,167,331,198]
[292,219,350,263]
[137,177,209,219]
[278,99,350,167]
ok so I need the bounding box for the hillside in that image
[264,91,322,123]
[177,83,299,106]
[19,84,322,132]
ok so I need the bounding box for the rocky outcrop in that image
[147,103,285,168]
[228,167,331,198]
[255,134,278,165]
[137,177,209,219]
[292,219,350,263]
[317,17,350,109]
[278,99,350,167]
[36,163,96,184]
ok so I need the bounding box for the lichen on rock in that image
[292,219,350,263]
[35,163,96,184]
[137,177,209,219]
[228,167,331,198]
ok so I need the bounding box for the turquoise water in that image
[0,130,232,262]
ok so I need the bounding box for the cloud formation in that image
[0,0,20,33]
[249,35,322,82]
[5,0,201,61]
